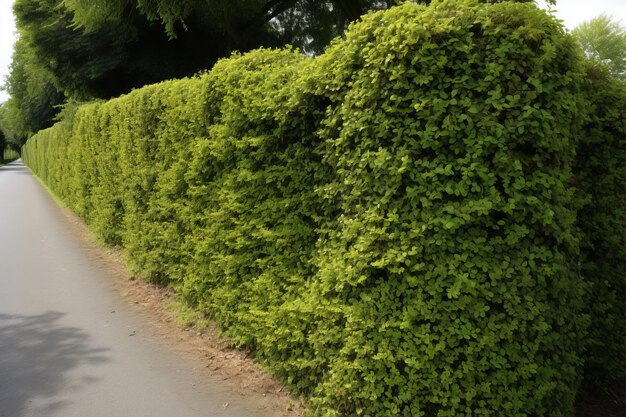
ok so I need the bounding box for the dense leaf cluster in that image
[0,130,18,164]
[23,1,624,415]
[575,64,626,393]
[573,15,626,80]
[0,0,549,145]
[2,148,19,164]
[1,0,398,145]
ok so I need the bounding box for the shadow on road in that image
[0,160,29,175]
[0,312,110,417]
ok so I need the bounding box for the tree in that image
[60,1,547,54]
[573,14,626,79]
[1,0,558,144]
[0,124,5,163]
[6,0,396,141]
[1,35,65,144]
[12,0,204,99]
[13,0,550,100]
[60,1,402,55]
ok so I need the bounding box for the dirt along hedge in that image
[22,1,625,416]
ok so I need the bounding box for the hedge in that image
[575,64,626,393]
[22,1,625,415]
[2,148,19,164]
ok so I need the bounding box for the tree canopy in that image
[60,0,403,55]
[573,14,626,79]
[0,35,64,141]
[0,0,555,144]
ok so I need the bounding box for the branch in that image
[240,0,299,32]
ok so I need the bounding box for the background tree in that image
[61,1,546,54]
[573,14,626,79]
[1,0,556,144]
[1,35,64,143]
[2,0,402,143]
[61,1,402,55]
[12,0,219,99]
[0,124,5,163]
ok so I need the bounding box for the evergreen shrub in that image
[575,64,626,393]
[2,148,19,163]
[23,1,624,415]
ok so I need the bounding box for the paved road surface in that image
[0,160,272,417]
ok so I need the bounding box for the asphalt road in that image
[0,160,273,417]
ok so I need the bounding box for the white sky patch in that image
[536,0,626,29]
[0,1,624,104]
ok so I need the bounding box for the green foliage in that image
[302,2,587,415]
[0,130,5,163]
[4,0,549,143]
[4,0,399,144]
[573,14,626,79]
[23,1,621,415]
[11,0,220,100]
[0,126,20,163]
[12,0,132,98]
[0,35,64,144]
[60,0,551,54]
[575,64,626,393]
[61,0,399,51]
[3,148,19,163]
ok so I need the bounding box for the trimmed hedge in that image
[22,1,625,415]
[305,3,588,416]
[2,148,19,164]
[575,64,626,393]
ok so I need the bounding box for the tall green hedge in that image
[575,64,626,393]
[2,148,19,164]
[22,1,624,415]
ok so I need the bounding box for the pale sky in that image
[0,0,625,104]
